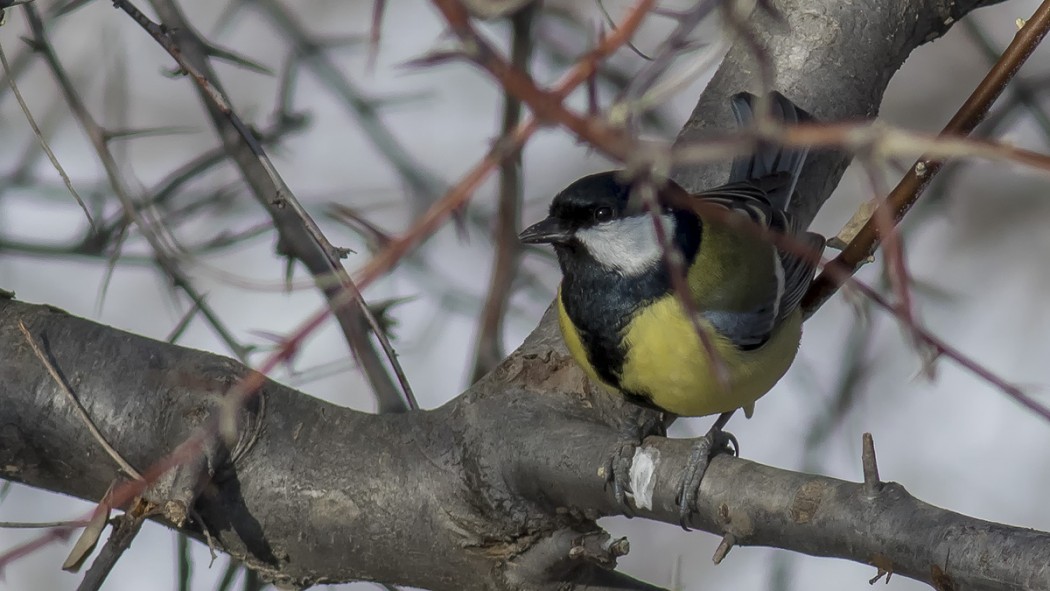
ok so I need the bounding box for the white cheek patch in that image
[575,214,673,276]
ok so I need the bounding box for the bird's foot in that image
[675,417,738,530]
[602,409,666,517]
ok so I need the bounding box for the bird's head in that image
[519,171,677,276]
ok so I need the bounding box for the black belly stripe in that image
[561,269,647,391]
[557,208,701,398]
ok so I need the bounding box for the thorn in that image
[104,126,197,141]
[399,49,463,69]
[650,7,686,18]
[331,245,355,259]
[862,432,881,490]
[161,66,189,78]
[586,71,599,117]
[312,34,368,51]
[19,35,44,52]
[712,533,735,564]
[604,536,630,557]
[568,532,625,567]
[204,42,274,76]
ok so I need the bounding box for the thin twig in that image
[802,0,1050,313]
[613,1,719,139]
[851,278,1050,422]
[0,520,88,529]
[471,4,535,382]
[21,4,253,363]
[76,509,146,591]
[129,0,416,412]
[369,0,385,72]
[349,0,656,294]
[17,321,144,481]
[435,0,1050,190]
[250,0,444,212]
[857,157,917,347]
[0,36,94,230]
[535,8,674,133]
[965,19,1050,148]
[90,117,303,254]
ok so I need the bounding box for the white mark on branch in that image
[629,445,660,510]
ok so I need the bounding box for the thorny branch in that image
[114,0,417,412]
[347,0,657,290]
[801,0,1050,312]
[0,0,658,573]
[432,0,1050,418]
[471,4,535,382]
[3,0,1050,590]
[21,3,253,362]
[3,297,1049,590]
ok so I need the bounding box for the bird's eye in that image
[593,207,614,222]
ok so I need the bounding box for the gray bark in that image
[4,1,1046,590]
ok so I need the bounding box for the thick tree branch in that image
[3,296,1049,590]
[671,0,1008,227]
[3,0,1043,590]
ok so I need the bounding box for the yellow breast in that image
[619,296,801,416]
[557,289,802,417]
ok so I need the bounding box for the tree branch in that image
[4,0,1043,590]
[3,296,1048,590]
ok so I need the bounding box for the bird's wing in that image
[777,230,824,322]
[694,178,824,349]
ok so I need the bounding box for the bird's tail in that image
[728,92,812,211]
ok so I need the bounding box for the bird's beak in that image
[519,217,571,245]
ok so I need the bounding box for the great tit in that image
[519,91,824,520]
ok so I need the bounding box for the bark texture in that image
[4,1,1047,590]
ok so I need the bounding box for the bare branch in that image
[470,4,535,381]
[120,0,416,412]
[802,0,1050,313]
[1,298,1048,589]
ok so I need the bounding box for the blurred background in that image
[1,0,1049,589]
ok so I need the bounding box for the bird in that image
[518,91,824,523]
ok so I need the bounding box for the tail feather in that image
[728,91,811,211]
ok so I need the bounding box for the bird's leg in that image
[675,410,738,529]
[603,405,666,516]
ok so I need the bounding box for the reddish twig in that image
[850,279,1050,423]
[857,158,918,349]
[0,0,656,566]
[801,0,1050,313]
[369,0,386,72]
[640,182,732,389]
[350,0,656,291]
[427,0,651,162]
[655,185,1050,424]
[471,4,535,382]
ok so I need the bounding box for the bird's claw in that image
[603,409,666,517]
[603,440,637,516]
[675,426,738,530]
